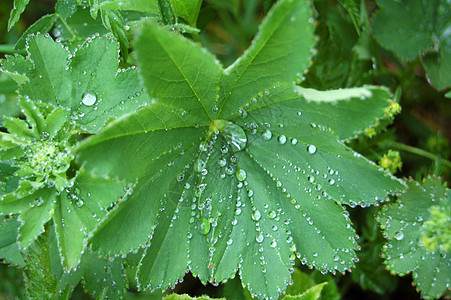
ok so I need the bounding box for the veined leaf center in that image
[210,119,247,152]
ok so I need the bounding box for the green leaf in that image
[217,0,315,119]
[80,252,127,299]
[337,0,360,35]
[8,0,30,31]
[134,20,222,122]
[422,37,451,90]
[283,282,327,300]
[98,0,159,13]
[77,1,404,298]
[53,170,128,269]
[1,34,149,132]
[163,294,224,300]
[296,86,396,140]
[371,0,451,89]
[169,0,203,26]
[0,216,25,266]
[377,177,451,299]
[15,14,58,50]
[100,9,130,61]
[55,0,79,19]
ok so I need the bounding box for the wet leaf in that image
[377,177,451,299]
[77,0,404,298]
[371,0,451,89]
[0,34,149,132]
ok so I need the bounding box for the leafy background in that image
[0,0,450,299]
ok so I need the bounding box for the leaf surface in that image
[217,0,315,119]
[1,34,149,132]
[77,1,404,298]
[8,0,30,31]
[0,216,25,266]
[377,177,451,299]
[371,0,451,89]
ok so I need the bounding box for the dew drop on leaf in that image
[256,232,264,243]
[268,210,276,219]
[200,218,211,235]
[218,158,227,167]
[236,169,247,181]
[262,129,272,140]
[394,231,404,240]
[307,144,317,154]
[221,122,247,151]
[278,135,287,144]
[252,209,262,221]
[82,92,97,106]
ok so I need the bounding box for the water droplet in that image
[268,210,276,219]
[313,252,318,257]
[256,233,264,243]
[308,175,315,183]
[227,239,233,245]
[291,138,298,145]
[271,240,277,248]
[252,210,261,221]
[247,189,254,197]
[236,169,247,181]
[195,159,205,173]
[221,122,247,151]
[394,231,404,240]
[82,92,97,106]
[307,145,317,154]
[200,218,211,235]
[328,178,335,185]
[262,129,272,140]
[278,135,287,144]
[218,158,227,167]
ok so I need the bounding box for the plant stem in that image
[382,140,451,169]
[0,45,26,55]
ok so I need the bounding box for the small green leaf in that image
[98,0,159,13]
[422,37,451,90]
[169,0,203,26]
[283,282,327,300]
[377,177,451,299]
[15,14,58,50]
[163,294,224,300]
[371,0,451,89]
[80,252,127,299]
[8,0,31,31]
[55,0,79,19]
[1,34,149,132]
[0,216,25,266]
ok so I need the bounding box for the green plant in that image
[0,0,450,299]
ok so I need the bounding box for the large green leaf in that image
[77,1,404,298]
[377,177,450,299]
[371,0,451,89]
[0,34,148,132]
